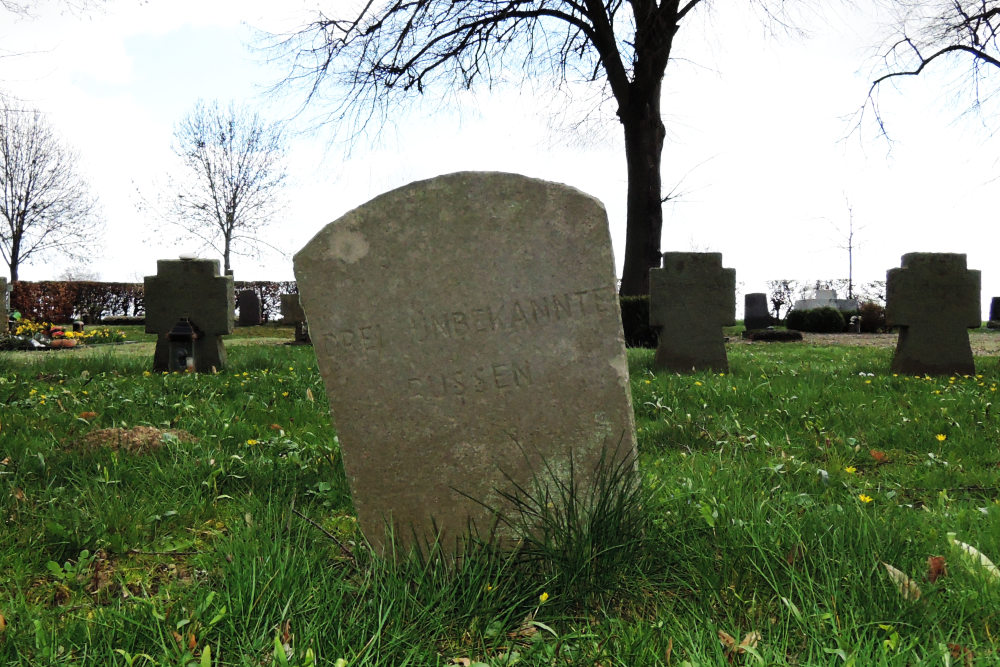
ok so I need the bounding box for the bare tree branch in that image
[865,1,1000,136]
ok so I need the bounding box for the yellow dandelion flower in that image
[539,592,549,603]
[644,380,651,385]
[859,494,873,503]
[935,433,947,442]
[865,380,872,384]
[282,391,289,397]
[845,466,857,474]
[246,439,259,445]
[694,381,702,386]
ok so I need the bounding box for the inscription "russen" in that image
[407,360,533,399]
[409,285,613,343]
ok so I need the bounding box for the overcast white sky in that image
[3,1,1000,316]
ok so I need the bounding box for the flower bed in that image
[2,320,127,350]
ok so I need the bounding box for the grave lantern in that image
[167,318,201,372]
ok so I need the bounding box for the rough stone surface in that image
[144,258,234,372]
[886,253,980,376]
[744,293,773,330]
[237,290,262,326]
[294,171,636,552]
[280,293,310,343]
[988,297,1000,329]
[649,252,735,372]
[1,277,8,330]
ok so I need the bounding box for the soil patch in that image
[75,426,196,454]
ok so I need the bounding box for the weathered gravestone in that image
[294,171,637,552]
[237,290,262,326]
[649,252,735,372]
[744,293,773,330]
[1,277,8,331]
[886,253,980,376]
[280,293,310,344]
[144,257,234,372]
[988,297,1000,329]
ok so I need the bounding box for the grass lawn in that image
[2,331,1000,665]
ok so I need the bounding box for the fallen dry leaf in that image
[948,533,1000,580]
[305,388,314,402]
[11,488,24,502]
[718,630,761,657]
[281,619,292,645]
[948,643,974,667]
[0,611,6,633]
[78,411,98,420]
[870,449,889,464]
[270,423,283,431]
[882,562,921,600]
[927,556,947,583]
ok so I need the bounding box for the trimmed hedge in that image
[10,280,297,324]
[620,295,658,348]
[786,306,846,333]
[11,281,144,324]
[234,281,297,323]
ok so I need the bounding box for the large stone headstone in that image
[294,171,636,552]
[280,293,310,344]
[744,293,773,330]
[886,253,980,376]
[237,289,262,326]
[649,252,735,372]
[144,257,234,372]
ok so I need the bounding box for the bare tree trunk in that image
[618,88,665,297]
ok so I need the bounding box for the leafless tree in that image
[272,1,804,296]
[0,93,100,282]
[167,100,289,275]
[866,1,1000,132]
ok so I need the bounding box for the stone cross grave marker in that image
[988,297,1000,329]
[280,293,310,343]
[237,289,262,326]
[1,277,8,331]
[649,252,735,373]
[294,171,637,552]
[886,252,980,376]
[144,257,234,372]
[744,293,773,330]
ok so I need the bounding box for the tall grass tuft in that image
[487,441,651,609]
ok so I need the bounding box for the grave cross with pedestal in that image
[280,293,310,344]
[886,252,980,376]
[649,252,735,373]
[144,257,234,373]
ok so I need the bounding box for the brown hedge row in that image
[10,280,297,324]
[11,281,144,324]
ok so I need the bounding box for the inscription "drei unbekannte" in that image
[409,284,614,343]
[321,284,616,360]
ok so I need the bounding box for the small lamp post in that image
[167,318,201,372]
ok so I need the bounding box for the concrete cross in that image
[649,252,736,372]
[144,257,234,372]
[886,253,980,376]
